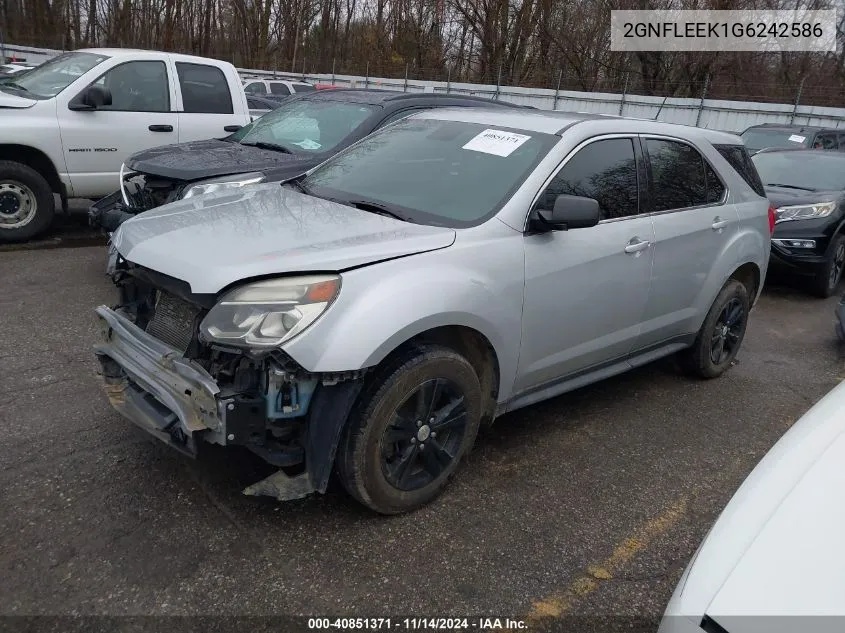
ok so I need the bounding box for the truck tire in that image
[0,161,55,243]
[336,345,483,514]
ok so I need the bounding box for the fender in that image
[281,230,526,403]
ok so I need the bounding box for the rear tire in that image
[0,161,55,243]
[810,234,845,298]
[680,279,750,379]
[336,345,482,514]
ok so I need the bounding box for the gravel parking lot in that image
[1,215,843,631]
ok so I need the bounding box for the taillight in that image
[768,205,776,235]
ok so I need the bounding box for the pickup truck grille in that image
[145,291,200,354]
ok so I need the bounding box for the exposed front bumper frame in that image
[93,305,226,453]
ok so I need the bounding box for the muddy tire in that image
[336,345,482,515]
[0,161,55,243]
[810,234,845,298]
[680,279,750,379]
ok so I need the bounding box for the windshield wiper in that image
[346,199,412,222]
[241,140,295,154]
[283,177,311,195]
[766,182,816,191]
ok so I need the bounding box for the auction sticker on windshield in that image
[788,134,806,143]
[463,129,531,157]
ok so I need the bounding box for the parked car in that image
[0,48,252,242]
[242,77,316,100]
[94,110,771,514]
[741,123,845,155]
[246,94,285,119]
[659,378,845,633]
[837,295,845,341]
[752,149,845,297]
[88,89,529,232]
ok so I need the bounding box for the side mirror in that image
[69,85,112,111]
[530,194,600,232]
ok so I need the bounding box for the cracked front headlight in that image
[775,201,836,222]
[200,275,340,348]
[181,172,265,199]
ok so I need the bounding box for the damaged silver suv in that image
[95,109,771,514]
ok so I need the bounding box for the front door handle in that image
[712,217,729,231]
[624,237,651,255]
[148,124,174,132]
[224,125,242,132]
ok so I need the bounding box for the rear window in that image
[176,62,233,114]
[715,144,766,197]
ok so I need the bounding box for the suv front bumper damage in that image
[93,305,362,502]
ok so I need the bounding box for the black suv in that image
[752,148,845,297]
[741,124,845,155]
[89,89,529,231]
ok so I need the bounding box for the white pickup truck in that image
[0,48,251,241]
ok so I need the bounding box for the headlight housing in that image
[775,201,836,222]
[200,275,340,348]
[181,172,265,199]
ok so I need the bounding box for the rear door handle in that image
[148,124,174,132]
[712,217,729,230]
[624,237,651,254]
[224,125,242,133]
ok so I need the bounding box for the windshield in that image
[752,152,845,191]
[0,51,108,98]
[301,118,557,227]
[229,98,378,153]
[741,128,810,152]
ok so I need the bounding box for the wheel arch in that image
[0,144,63,193]
[729,261,762,305]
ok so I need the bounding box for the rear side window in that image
[646,139,725,212]
[176,62,233,114]
[269,82,291,96]
[293,83,316,93]
[714,144,766,197]
[244,82,267,95]
[538,138,639,220]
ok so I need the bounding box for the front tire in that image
[336,345,483,514]
[810,234,845,298]
[0,161,55,243]
[680,279,750,379]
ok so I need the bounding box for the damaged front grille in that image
[145,291,200,354]
[122,173,182,212]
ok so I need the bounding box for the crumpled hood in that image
[112,184,455,294]
[126,139,318,181]
[667,380,845,630]
[0,91,37,109]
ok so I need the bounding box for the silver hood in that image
[112,183,456,294]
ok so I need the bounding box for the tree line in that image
[3,0,845,106]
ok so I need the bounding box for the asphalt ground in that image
[1,210,843,633]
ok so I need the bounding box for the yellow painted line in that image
[527,497,689,621]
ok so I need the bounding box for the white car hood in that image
[0,91,37,108]
[113,184,456,294]
[666,380,845,632]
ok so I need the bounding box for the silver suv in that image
[95,109,772,514]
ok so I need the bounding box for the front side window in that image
[93,61,169,112]
[176,62,233,114]
[269,83,291,95]
[244,82,267,95]
[302,119,557,227]
[647,139,724,212]
[1,51,108,98]
[229,98,378,153]
[813,133,838,150]
[537,138,639,220]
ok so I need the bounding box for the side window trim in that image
[524,133,642,231]
[375,106,430,130]
[72,59,171,113]
[639,134,728,217]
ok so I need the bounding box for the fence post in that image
[618,72,629,116]
[331,58,336,86]
[403,64,408,92]
[365,62,370,89]
[694,73,710,127]
[790,77,806,124]
[553,68,562,110]
[494,63,502,100]
[653,95,668,121]
[447,66,451,93]
[302,58,306,79]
